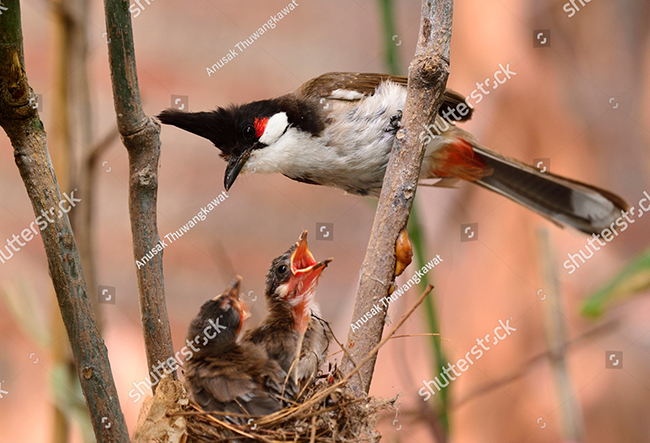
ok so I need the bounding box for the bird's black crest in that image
[158,101,274,156]
[158,97,324,157]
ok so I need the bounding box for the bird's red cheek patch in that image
[254,117,269,138]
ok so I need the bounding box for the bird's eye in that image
[242,124,256,140]
[277,264,288,275]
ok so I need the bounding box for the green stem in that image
[379,0,400,74]
[408,207,449,432]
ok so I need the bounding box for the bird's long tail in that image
[426,136,630,235]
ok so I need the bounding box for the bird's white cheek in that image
[276,282,304,307]
[276,283,291,300]
[242,128,321,176]
[259,112,289,145]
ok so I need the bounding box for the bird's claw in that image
[386,109,403,133]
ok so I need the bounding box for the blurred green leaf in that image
[582,248,650,318]
[50,363,95,442]
[1,279,95,440]
[0,278,50,347]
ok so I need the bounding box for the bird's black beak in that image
[224,150,251,191]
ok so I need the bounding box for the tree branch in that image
[340,0,454,394]
[0,1,129,441]
[103,0,175,388]
[452,320,618,409]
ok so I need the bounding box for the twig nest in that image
[180,370,391,442]
[131,370,392,442]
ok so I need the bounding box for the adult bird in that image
[159,72,629,235]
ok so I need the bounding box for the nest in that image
[180,367,394,443]
[132,289,432,443]
[131,369,393,443]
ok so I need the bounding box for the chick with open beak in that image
[183,276,297,421]
[244,231,333,389]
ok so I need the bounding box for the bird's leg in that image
[395,228,413,277]
[385,109,403,133]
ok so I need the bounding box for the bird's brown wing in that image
[186,345,296,419]
[244,322,299,375]
[297,72,407,97]
[194,363,257,404]
[297,72,472,122]
[298,315,331,385]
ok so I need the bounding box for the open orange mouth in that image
[286,231,332,332]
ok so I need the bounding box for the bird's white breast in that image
[243,81,451,196]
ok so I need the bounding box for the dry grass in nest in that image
[178,368,395,443]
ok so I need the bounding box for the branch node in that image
[136,164,156,187]
[121,115,158,141]
[82,366,94,379]
[9,52,27,95]
[401,183,416,200]
[0,52,35,121]
[409,53,450,90]
[58,230,75,249]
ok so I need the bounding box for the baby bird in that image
[184,276,297,422]
[244,231,332,390]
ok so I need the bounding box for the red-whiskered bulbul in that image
[184,276,297,421]
[158,72,629,234]
[244,231,332,389]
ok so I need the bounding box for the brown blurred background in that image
[1,0,649,442]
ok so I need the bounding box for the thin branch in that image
[453,320,618,409]
[343,286,434,392]
[103,0,175,388]
[0,2,129,441]
[340,0,454,394]
[87,125,120,167]
[71,0,114,334]
[539,228,585,440]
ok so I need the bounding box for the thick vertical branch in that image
[0,1,129,442]
[379,0,451,433]
[103,0,175,388]
[340,0,454,394]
